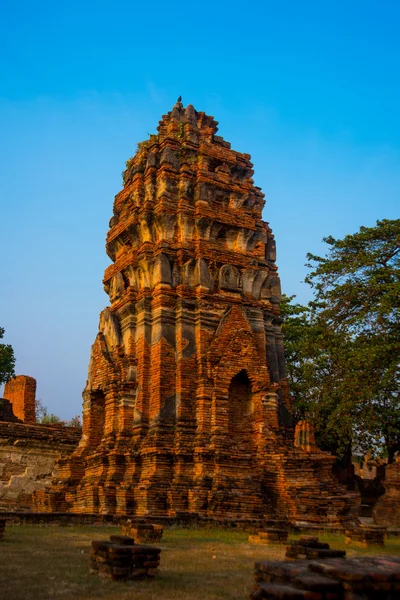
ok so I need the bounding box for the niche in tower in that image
[228,369,253,437]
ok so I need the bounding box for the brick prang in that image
[34,100,358,525]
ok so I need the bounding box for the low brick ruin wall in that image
[0,422,80,511]
[0,511,266,529]
[373,462,400,528]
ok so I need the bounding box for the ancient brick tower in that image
[36,101,358,524]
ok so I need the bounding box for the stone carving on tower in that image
[35,100,358,525]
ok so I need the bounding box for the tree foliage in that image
[35,398,82,428]
[279,295,314,417]
[282,219,400,463]
[0,327,16,386]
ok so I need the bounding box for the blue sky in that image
[0,1,399,418]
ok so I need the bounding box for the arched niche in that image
[242,269,257,295]
[153,253,172,286]
[226,228,239,250]
[178,214,194,240]
[219,264,240,291]
[137,260,152,288]
[261,275,282,303]
[210,221,224,241]
[124,265,138,288]
[228,370,253,436]
[182,259,197,287]
[195,258,213,290]
[252,270,269,299]
[247,230,266,252]
[195,216,212,239]
[235,229,254,252]
[154,213,176,242]
[126,222,140,249]
[109,272,125,303]
[139,213,154,243]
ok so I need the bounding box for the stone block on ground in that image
[252,556,400,599]
[285,536,346,560]
[89,535,161,581]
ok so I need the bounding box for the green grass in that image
[0,525,399,600]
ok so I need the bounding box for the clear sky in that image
[0,1,399,419]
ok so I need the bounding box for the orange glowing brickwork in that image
[35,101,358,525]
[3,375,36,423]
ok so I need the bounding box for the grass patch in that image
[0,525,399,600]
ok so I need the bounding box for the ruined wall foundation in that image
[0,422,80,510]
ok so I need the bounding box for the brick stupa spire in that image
[35,102,358,524]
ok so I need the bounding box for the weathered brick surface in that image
[3,375,36,423]
[35,101,358,525]
[248,528,288,544]
[0,399,22,423]
[252,557,400,599]
[90,535,161,580]
[0,422,80,510]
[345,525,386,547]
[121,520,163,543]
[286,536,346,560]
[373,462,400,527]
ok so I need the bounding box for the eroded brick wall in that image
[0,422,80,510]
[373,461,400,527]
[3,375,37,423]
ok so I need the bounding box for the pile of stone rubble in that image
[345,524,386,547]
[251,556,400,599]
[285,536,346,559]
[248,528,288,545]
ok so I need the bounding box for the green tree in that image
[282,219,400,463]
[0,327,16,386]
[35,398,82,428]
[306,219,400,462]
[280,295,314,419]
[281,294,354,460]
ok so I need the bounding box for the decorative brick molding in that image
[35,101,358,526]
